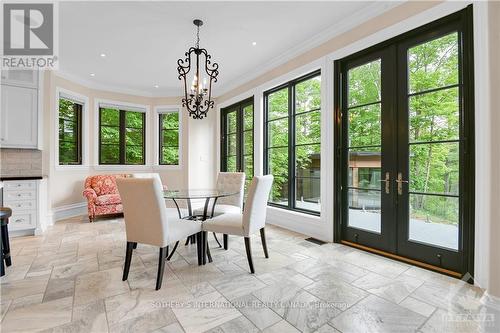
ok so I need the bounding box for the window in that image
[58,96,82,165]
[99,107,145,165]
[220,97,254,190]
[264,71,321,214]
[159,111,180,165]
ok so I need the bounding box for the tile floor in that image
[0,215,498,333]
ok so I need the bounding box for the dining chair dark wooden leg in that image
[260,228,269,258]
[196,232,202,265]
[212,232,222,248]
[223,234,228,250]
[167,241,179,261]
[156,246,168,290]
[202,231,207,265]
[0,230,4,277]
[132,243,137,249]
[244,237,255,274]
[206,239,213,263]
[122,241,135,281]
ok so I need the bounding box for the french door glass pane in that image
[407,32,460,250]
[409,142,459,195]
[295,144,320,177]
[348,104,381,147]
[268,88,288,120]
[408,32,459,94]
[348,59,381,107]
[268,118,288,147]
[409,194,458,250]
[296,177,320,212]
[268,147,288,206]
[295,111,320,145]
[348,188,381,233]
[409,87,459,142]
[295,76,321,113]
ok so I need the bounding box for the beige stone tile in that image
[330,295,426,333]
[1,296,73,332]
[43,278,75,302]
[233,294,282,330]
[9,293,44,311]
[262,320,301,333]
[1,275,50,301]
[352,272,424,304]
[74,267,130,306]
[211,273,266,301]
[204,315,259,333]
[399,296,436,317]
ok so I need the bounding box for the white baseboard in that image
[51,202,87,222]
[266,206,332,242]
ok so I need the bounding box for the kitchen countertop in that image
[0,176,44,181]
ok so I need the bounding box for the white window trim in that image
[93,98,151,169]
[54,87,89,170]
[153,105,182,170]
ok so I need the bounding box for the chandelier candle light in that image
[177,19,219,119]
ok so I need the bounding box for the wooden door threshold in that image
[340,240,462,278]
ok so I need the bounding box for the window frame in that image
[98,105,146,166]
[54,87,88,169]
[264,69,321,216]
[220,96,254,175]
[156,106,182,168]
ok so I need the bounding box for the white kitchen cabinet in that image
[3,180,40,233]
[1,70,38,88]
[0,85,38,148]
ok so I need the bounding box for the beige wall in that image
[44,71,189,208]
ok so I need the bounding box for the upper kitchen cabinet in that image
[0,70,42,149]
[1,70,38,88]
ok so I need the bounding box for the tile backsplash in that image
[0,149,43,176]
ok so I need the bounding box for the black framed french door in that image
[334,6,474,275]
[220,97,254,189]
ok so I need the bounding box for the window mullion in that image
[119,110,126,164]
[289,84,295,210]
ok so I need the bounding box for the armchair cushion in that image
[90,175,120,195]
[202,213,245,236]
[193,204,241,217]
[95,194,122,206]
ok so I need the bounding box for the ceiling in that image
[59,1,398,97]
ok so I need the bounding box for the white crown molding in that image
[214,1,402,97]
[54,70,182,98]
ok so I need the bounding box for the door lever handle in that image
[379,172,390,194]
[396,172,409,195]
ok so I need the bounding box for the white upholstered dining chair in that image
[116,177,201,290]
[202,175,274,274]
[193,172,245,248]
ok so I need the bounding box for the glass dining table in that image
[163,189,239,265]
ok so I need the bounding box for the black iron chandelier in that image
[177,19,219,119]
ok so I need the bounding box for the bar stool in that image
[0,207,12,277]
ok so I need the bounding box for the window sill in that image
[54,165,90,171]
[153,165,183,171]
[92,165,153,171]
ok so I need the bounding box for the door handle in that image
[379,172,390,194]
[396,172,409,195]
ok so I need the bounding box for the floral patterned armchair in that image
[83,174,130,222]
